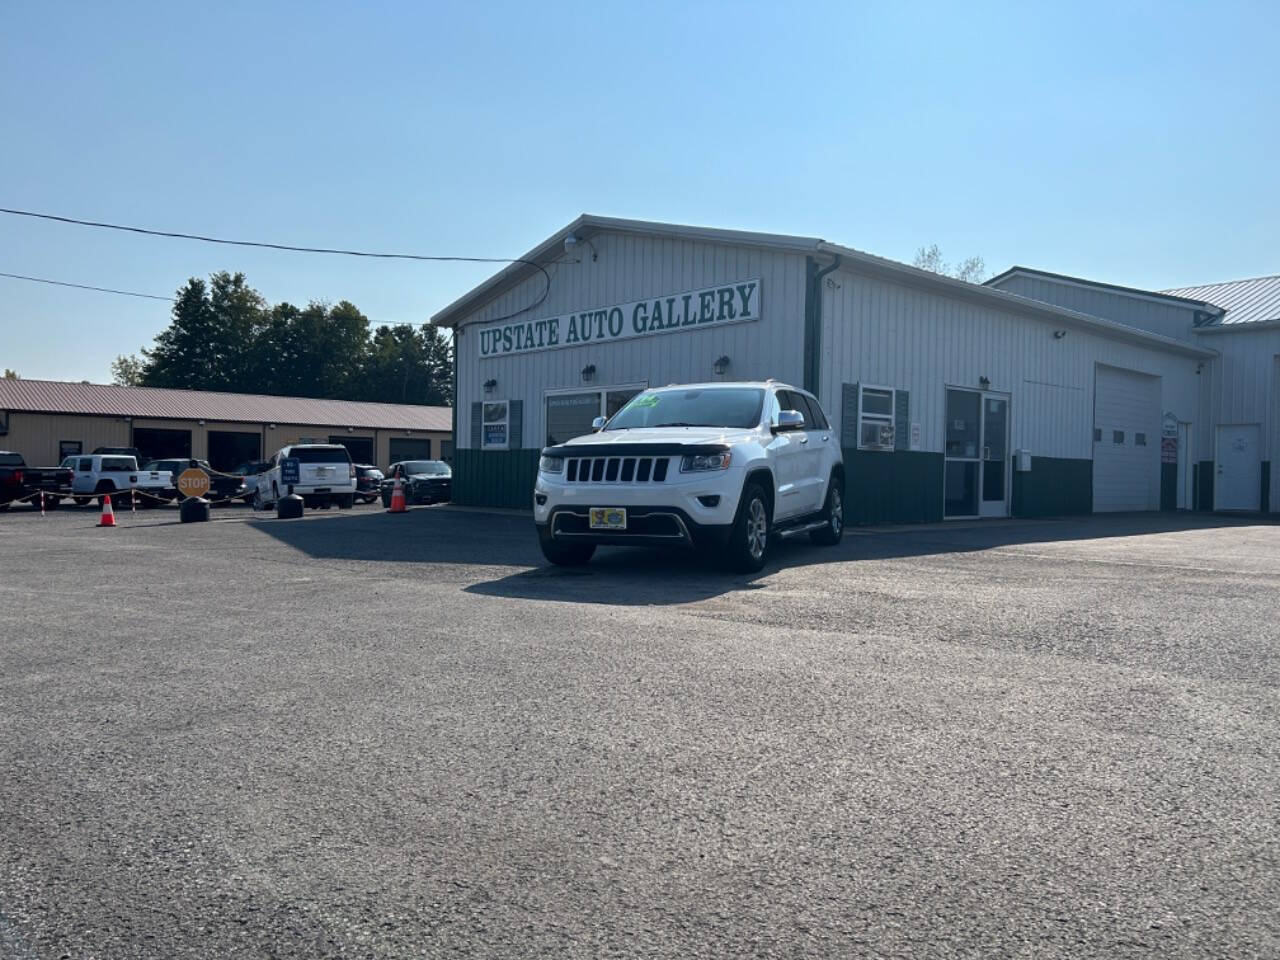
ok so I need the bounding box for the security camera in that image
[564,234,578,253]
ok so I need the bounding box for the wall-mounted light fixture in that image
[347,426,354,432]
[714,355,731,376]
[1053,330,1067,340]
[483,378,497,394]
[581,364,596,383]
[979,376,991,389]
[268,423,276,429]
[198,419,206,425]
[564,234,598,262]
[123,416,132,423]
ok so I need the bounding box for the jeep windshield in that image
[607,388,765,430]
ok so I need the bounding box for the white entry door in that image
[1215,424,1260,511]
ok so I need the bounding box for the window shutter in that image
[509,400,523,449]
[470,402,482,449]
[840,383,859,448]
[894,390,910,451]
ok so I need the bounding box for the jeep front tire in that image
[727,482,771,572]
[539,537,596,566]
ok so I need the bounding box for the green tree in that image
[141,273,266,391]
[110,354,144,386]
[2,368,18,379]
[363,322,452,405]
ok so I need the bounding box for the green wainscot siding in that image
[1196,461,1214,511]
[1160,462,1177,512]
[842,449,944,525]
[453,449,540,509]
[1011,456,1092,518]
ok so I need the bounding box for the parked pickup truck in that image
[69,455,173,507]
[0,451,73,510]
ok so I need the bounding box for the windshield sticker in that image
[631,394,661,409]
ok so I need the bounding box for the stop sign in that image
[177,467,211,499]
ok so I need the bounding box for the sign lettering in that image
[477,279,762,359]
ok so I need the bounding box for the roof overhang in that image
[1193,318,1280,335]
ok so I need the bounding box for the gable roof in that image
[1162,275,1280,327]
[429,214,1215,359]
[985,266,1224,314]
[0,379,451,431]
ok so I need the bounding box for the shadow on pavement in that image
[249,503,1269,606]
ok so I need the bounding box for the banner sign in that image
[477,278,762,359]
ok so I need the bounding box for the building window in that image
[482,401,509,449]
[1113,430,1125,444]
[859,385,895,450]
[59,440,82,459]
[1135,432,1147,446]
[545,385,645,446]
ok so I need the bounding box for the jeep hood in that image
[553,427,754,448]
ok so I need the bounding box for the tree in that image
[2,368,18,379]
[110,355,144,386]
[124,271,452,407]
[913,244,987,284]
[141,273,266,392]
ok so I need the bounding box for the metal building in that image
[0,379,452,470]
[433,215,1229,522]
[989,269,1280,513]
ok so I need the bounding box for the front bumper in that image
[533,464,744,549]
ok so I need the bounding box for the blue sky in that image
[2,1,1276,382]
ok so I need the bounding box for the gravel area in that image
[1,504,1277,958]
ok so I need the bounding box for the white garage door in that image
[1093,365,1161,512]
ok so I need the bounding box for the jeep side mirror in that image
[773,409,805,433]
[592,416,607,431]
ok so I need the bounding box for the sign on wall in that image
[476,278,762,359]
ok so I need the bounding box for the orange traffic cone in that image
[98,494,116,527]
[388,476,407,513]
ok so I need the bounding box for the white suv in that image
[255,444,357,510]
[534,381,844,571]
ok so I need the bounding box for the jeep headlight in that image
[539,455,565,474]
[680,451,731,472]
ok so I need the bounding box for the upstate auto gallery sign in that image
[477,278,762,359]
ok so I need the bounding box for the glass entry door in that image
[944,388,1010,518]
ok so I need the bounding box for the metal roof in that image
[430,214,1215,360]
[0,379,451,431]
[985,266,1223,312]
[1162,275,1280,327]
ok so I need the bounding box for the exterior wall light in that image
[268,423,276,429]
[1053,330,1067,340]
[483,378,497,394]
[581,364,596,383]
[979,376,991,389]
[714,355,731,376]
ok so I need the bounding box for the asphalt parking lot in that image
[1,504,1277,958]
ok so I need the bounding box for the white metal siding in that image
[1194,328,1280,475]
[818,269,1202,468]
[455,232,809,449]
[991,275,1201,342]
[1093,365,1161,512]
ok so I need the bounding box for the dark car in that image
[230,460,272,502]
[381,460,452,507]
[144,457,246,504]
[353,464,384,504]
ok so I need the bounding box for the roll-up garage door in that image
[1093,365,1161,512]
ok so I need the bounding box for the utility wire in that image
[0,206,553,322]
[0,269,175,301]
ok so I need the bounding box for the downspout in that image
[451,327,460,463]
[803,253,842,394]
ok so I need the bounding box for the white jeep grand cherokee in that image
[534,381,844,571]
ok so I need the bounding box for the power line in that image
[0,205,553,322]
[0,270,175,301]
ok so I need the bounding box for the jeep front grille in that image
[565,456,669,483]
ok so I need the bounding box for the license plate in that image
[589,507,627,530]
[316,467,332,477]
